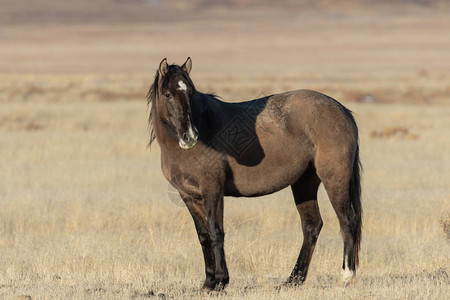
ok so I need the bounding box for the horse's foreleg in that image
[182,195,216,290]
[203,190,229,289]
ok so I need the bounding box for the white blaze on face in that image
[187,125,196,139]
[178,80,187,92]
[178,124,198,150]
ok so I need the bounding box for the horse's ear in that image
[159,58,169,77]
[181,57,192,74]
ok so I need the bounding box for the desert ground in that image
[0,1,449,299]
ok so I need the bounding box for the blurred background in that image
[1,0,449,103]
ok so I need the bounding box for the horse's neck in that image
[194,92,218,107]
[193,92,227,115]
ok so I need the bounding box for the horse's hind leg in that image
[287,167,322,285]
[317,157,360,286]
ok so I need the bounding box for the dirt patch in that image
[369,126,419,140]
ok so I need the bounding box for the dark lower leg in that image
[339,216,357,284]
[209,223,229,288]
[325,184,358,284]
[197,231,216,289]
[287,200,323,285]
[183,198,216,289]
[287,171,322,285]
[203,192,229,290]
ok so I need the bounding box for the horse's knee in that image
[209,227,225,247]
[211,235,224,248]
[196,228,212,246]
[198,233,209,245]
[304,218,323,242]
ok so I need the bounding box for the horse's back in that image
[223,89,357,197]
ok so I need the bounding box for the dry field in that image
[1,1,449,299]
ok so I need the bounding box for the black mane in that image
[146,70,158,147]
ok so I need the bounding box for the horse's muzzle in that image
[179,127,199,149]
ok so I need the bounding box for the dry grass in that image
[1,1,449,299]
[1,71,450,106]
[0,99,449,299]
[442,214,450,241]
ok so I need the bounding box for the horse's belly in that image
[222,97,315,197]
[224,143,312,197]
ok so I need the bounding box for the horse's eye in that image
[165,93,171,99]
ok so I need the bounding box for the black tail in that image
[349,144,362,267]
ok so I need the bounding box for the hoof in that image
[338,269,355,287]
[201,285,214,292]
[201,280,228,292]
[201,285,227,296]
[201,280,216,292]
[275,278,303,291]
[284,275,305,287]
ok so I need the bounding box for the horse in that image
[147,57,362,290]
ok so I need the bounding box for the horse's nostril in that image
[183,132,191,142]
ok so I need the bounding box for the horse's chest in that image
[160,154,198,190]
[160,155,177,183]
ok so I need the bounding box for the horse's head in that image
[153,57,199,149]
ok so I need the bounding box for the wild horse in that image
[147,57,362,290]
